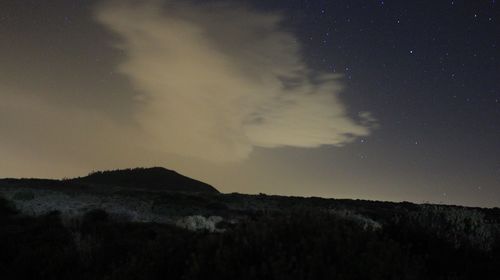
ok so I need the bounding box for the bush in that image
[1,197,500,279]
[409,205,494,251]
[0,196,17,216]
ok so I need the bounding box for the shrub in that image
[409,205,494,251]
[0,196,17,216]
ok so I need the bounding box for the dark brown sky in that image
[1,0,499,207]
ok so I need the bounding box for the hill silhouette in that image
[68,167,219,194]
[2,168,500,279]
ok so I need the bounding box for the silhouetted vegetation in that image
[1,196,500,280]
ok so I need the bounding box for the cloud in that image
[93,0,376,162]
[0,0,376,177]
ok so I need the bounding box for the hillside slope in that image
[0,167,219,194]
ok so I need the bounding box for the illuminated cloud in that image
[0,0,376,176]
[94,0,376,162]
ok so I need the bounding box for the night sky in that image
[0,0,499,207]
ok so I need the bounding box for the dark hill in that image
[69,167,219,194]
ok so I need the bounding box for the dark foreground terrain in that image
[1,168,500,280]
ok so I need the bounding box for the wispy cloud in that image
[94,0,376,162]
[0,0,376,178]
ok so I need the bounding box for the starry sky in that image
[0,0,499,207]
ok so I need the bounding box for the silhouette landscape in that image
[1,167,500,279]
[1,0,499,279]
